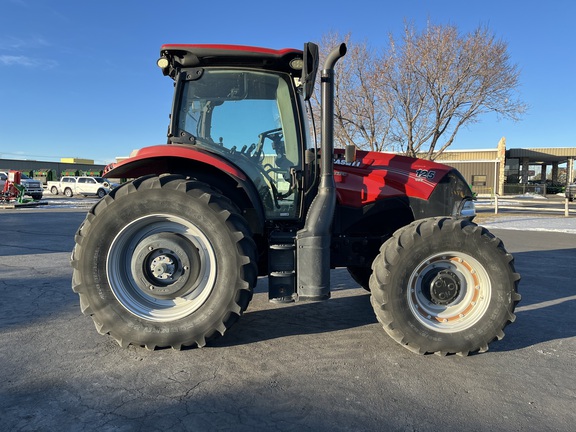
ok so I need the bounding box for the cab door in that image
[173,68,305,220]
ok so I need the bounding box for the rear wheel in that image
[71,175,257,349]
[370,217,521,356]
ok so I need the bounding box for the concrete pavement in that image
[0,207,574,431]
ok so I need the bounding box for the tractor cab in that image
[158,45,317,221]
[168,66,305,219]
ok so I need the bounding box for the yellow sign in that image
[60,158,94,164]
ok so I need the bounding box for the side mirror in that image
[302,42,319,101]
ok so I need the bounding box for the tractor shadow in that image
[490,247,576,352]
[211,269,378,347]
[215,248,576,353]
[212,293,377,348]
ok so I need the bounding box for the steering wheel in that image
[252,127,284,162]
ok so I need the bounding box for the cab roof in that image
[158,44,304,78]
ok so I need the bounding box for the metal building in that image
[0,158,106,185]
[434,138,576,196]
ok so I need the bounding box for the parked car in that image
[0,171,43,200]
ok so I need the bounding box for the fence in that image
[477,195,574,217]
[473,183,568,198]
[502,183,567,196]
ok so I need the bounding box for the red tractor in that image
[1,170,26,203]
[71,42,520,355]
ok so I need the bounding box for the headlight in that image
[458,199,476,219]
[157,56,169,69]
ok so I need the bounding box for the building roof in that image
[507,147,576,164]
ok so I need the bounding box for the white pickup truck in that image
[47,176,112,198]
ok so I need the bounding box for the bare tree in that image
[318,23,527,159]
[382,23,527,159]
[312,33,395,152]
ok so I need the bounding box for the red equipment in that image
[71,42,520,356]
[1,170,25,202]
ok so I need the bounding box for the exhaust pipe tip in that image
[323,43,347,71]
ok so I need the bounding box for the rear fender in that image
[104,145,265,234]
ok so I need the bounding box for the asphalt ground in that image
[1,200,575,431]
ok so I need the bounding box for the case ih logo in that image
[334,158,363,167]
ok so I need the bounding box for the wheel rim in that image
[408,251,491,333]
[107,214,217,322]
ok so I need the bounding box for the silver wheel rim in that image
[408,251,491,332]
[107,214,217,322]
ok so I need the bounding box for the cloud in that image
[0,36,57,68]
[0,55,34,66]
[0,54,57,68]
[0,37,25,50]
[0,36,51,51]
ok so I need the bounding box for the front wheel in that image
[71,175,257,349]
[64,188,73,197]
[370,217,521,356]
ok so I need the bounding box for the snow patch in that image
[480,216,576,234]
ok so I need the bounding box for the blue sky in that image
[1,0,575,165]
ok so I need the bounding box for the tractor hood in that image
[332,148,471,208]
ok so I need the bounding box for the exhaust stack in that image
[296,43,347,301]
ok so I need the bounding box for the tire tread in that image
[71,175,257,350]
[369,217,521,356]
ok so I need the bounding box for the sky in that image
[1,0,575,165]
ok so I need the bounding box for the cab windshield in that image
[174,68,302,219]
